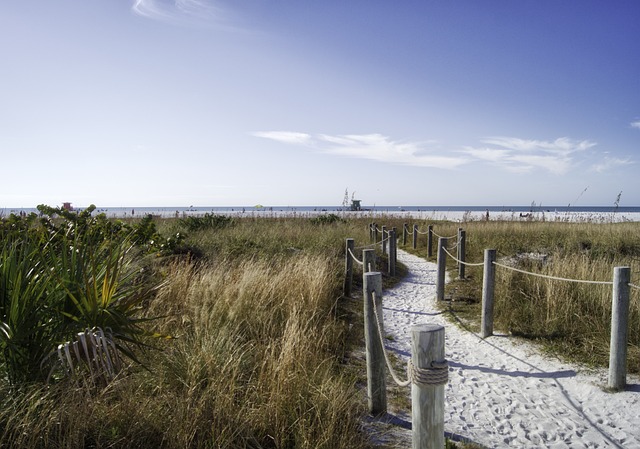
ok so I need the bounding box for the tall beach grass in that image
[1,214,377,448]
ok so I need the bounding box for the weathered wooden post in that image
[412,224,418,250]
[427,225,434,258]
[388,229,396,276]
[344,238,355,296]
[458,229,466,280]
[381,226,387,255]
[436,237,448,301]
[373,223,379,244]
[403,223,408,247]
[412,324,446,449]
[363,249,376,273]
[369,223,374,243]
[608,266,631,390]
[393,226,398,261]
[363,272,387,415]
[481,249,497,338]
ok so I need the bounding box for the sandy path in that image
[379,249,640,448]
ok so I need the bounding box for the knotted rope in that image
[371,291,448,387]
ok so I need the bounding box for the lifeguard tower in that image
[350,199,362,211]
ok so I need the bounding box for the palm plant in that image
[0,234,53,384]
[41,229,163,383]
[1,212,164,385]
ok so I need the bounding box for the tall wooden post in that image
[608,266,631,390]
[403,223,408,247]
[363,249,376,273]
[458,229,466,280]
[363,272,387,415]
[412,324,446,449]
[436,237,448,301]
[373,223,378,244]
[344,238,355,296]
[388,229,396,276]
[427,225,434,258]
[412,224,418,250]
[381,226,387,255]
[481,249,497,338]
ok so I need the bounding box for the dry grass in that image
[418,219,640,371]
[1,216,379,448]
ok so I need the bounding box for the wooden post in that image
[393,226,398,263]
[403,223,408,247]
[481,249,496,338]
[373,223,378,244]
[458,229,466,280]
[412,324,446,449]
[363,272,387,415]
[427,225,434,258]
[388,229,396,276]
[363,249,376,273]
[369,223,374,243]
[608,266,631,390]
[412,224,418,250]
[381,226,387,255]
[344,238,355,296]
[436,237,448,301]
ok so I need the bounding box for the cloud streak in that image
[253,131,631,175]
[131,0,228,27]
[631,120,640,130]
[590,156,634,173]
[462,136,599,175]
[253,132,469,169]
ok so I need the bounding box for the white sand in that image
[377,249,640,448]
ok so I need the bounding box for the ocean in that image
[3,205,640,222]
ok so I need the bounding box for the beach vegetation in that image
[421,219,640,371]
[1,211,390,448]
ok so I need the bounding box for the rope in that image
[442,247,485,267]
[493,262,613,285]
[416,228,430,235]
[347,248,364,266]
[432,231,458,240]
[371,291,448,387]
[355,242,379,250]
[629,283,640,291]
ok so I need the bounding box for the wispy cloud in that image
[461,136,598,175]
[253,131,632,175]
[253,132,469,169]
[251,131,312,145]
[131,0,229,27]
[631,120,640,130]
[590,156,634,173]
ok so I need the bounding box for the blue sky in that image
[1,1,639,208]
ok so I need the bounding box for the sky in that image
[1,1,639,208]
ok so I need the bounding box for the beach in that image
[375,249,640,448]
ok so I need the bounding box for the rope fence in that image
[432,233,636,390]
[492,262,614,285]
[370,290,450,388]
[364,272,448,447]
[442,246,484,267]
[347,247,364,266]
[432,231,458,240]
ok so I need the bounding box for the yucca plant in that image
[1,211,165,385]
[41,228,164,383]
